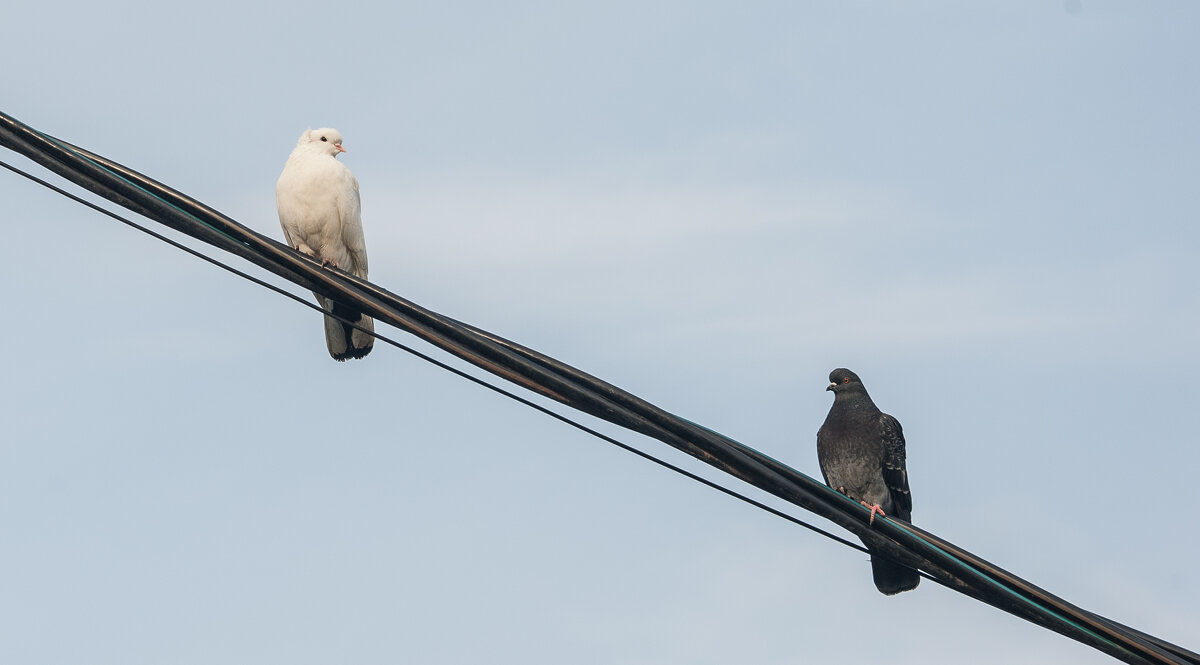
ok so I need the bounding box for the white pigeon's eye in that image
[320,136,328,142]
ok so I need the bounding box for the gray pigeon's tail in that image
[869,552,920,595]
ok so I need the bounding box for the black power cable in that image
[2,110,1195,665]
[1,113,1185,665]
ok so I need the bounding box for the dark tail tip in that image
[330,334,372,361]
[871,555,920,595]
[328,302,373,361]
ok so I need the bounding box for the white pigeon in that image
[275,127,374,361]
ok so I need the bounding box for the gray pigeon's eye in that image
[842,377,850,384]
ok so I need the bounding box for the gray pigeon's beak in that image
[335,144,347,153]
[826,383,836,391]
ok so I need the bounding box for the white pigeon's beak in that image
[335,144,347,153]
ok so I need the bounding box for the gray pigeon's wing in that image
[880,413,912,518]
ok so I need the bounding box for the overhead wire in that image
[3,112,1185,665]
[1,114,1185,665]
[2,110,1195,665]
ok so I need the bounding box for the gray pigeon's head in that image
[826,368,865,394]
[298,127,347,157]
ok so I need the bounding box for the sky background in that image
[2,2,1198,663]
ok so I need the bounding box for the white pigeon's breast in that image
[276,156,358,265]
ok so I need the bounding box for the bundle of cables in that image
[1,109,1194,665]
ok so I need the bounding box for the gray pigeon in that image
[816,368,919,595]
[276,128,374,361]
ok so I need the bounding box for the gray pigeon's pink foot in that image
[861,501,886,526]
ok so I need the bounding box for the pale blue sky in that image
[2,2,1197,663]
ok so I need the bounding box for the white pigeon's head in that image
[297,127,347,157]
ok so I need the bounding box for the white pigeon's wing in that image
[276,169,299,249]
[276,156,321,257]
[338,171,368,279]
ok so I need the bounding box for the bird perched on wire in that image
[816,368,919,595]
[276,127,374,361]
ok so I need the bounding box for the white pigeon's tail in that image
[316,294,374,361]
